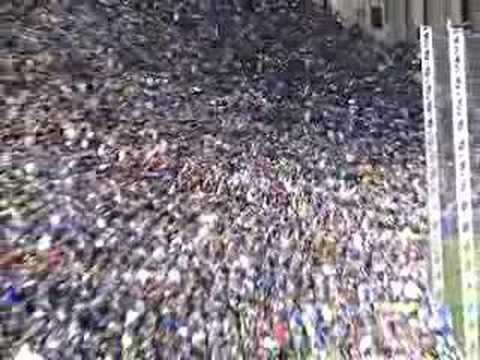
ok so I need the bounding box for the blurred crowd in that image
[1,1,459,359]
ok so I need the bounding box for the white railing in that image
[421,23,480,359]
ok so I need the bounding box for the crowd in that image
[1,1,460,358]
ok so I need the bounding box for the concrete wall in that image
[406,0,424,38]
[328,0,366,26]
[326,0,480,44]
[471,0,480,30]
[326,0,409,44]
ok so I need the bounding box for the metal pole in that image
[447,21,480,359]
[420,25,445,303]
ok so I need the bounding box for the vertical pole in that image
[448,21,480,359]
[450,0,464,24]
[420,25,445,304]
[423,0,428,25]
[394,0,408,41]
